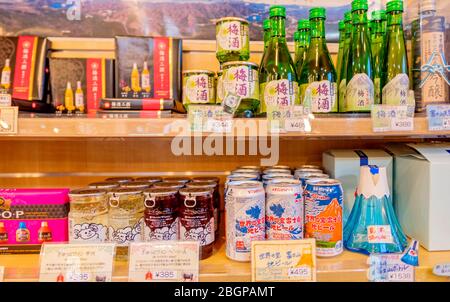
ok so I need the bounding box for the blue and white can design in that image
[299,173,330,187]
[225,180,265,262]
[265,179,304,240]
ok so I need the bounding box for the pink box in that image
[0,189,69,254]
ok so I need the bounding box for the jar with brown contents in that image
[162,177,191,184]
[179,187,215,260]
[143,188,179,241]
[105,177,134,184]
[135,176,163,185]
[88,181,120,191]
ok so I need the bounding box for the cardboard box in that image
[49,57,114,113]
[0,189,69,254]
[115,36,182,104]
[385,143,450,251]
[322,149,393,222]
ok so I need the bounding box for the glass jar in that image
[179,187,215,260]
[182,70,216,110]
[105,177,134,184]
[88,181,120,191]
[186,181,220,240]
[215,17,250,63]
[120,181,151,190]
[108,188,145,260]
[135,176,163,185]
[68,189,109,243]
[162,177,191,184]
[153,181,185,190]
[142,188,179,242]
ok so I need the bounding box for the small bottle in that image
[64,82,75,112]
[0,222,8,243]
[131,63,141,93]
[1,58,11,90]
[141,62,151,93]
[75,81,85,113]
[38,221,53,243]
[16,222,30,243]
[295,19,311,78]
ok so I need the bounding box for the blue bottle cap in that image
[19,222,27,229]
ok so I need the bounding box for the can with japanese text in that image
[295,165,322,171]
[263,168,292,175]
[299,173,330,187]
[182,70,216,109]
[262,173,295,188]
[225,180,265,262]
[265,179,304,240]
[304,179,343,257]
[216,17,250,64]
[294,168,323,180]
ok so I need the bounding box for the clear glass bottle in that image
[299,7,337,113]
[345,0,374,113]
[338,11,353,112]
[259,5,298,114]
[383,0,410,105]
[294,19,311,79]
[371,10,387,104]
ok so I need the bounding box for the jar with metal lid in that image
[108,188,145,260]
[182,70,216,109]
[163,177,191,184]
[179,187,215,260]
[215,17,250,63]
[68,189,109,243]
[88,181,120,191]
[153,181,185,190]
[135,176,163,185]
[192,176,220,183]
[120,181,151,190]
[142,188,179,242]
[186,181,220,239]
[105,177,134,184]
[222,61,260,117]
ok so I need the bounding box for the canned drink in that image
[232,169,261,176]
[135,176,163,184]
[294,168,323,179]
[225,181,265,262]
[262,174,294,188]
[225,174,259,196]
[263,168,292,175]
[268,165,291,170]
[237,166,261,171]
[304,179,343,257]
[265,179,303,240]
[163,177,191,184]
[299,173,330,187]
[295,165,322,171]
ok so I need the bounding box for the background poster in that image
[0,1,448,42]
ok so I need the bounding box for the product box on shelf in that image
[115,36,182,111]
[322,149,393,222]
[49,57,115,113]
[385,143,450,251]
[0,36,52,111]
[0,189,70,254]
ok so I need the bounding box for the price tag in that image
[188,105,232,132]
[0,106,18,135]
[371,105,414,132]
[205,118,233,133]
[0,93,11,107]
[0,266,4,282]
[251,239,316,282]
[433,263,450,277]
[39,243,115,282]
[367,254,415,282]
[284,118,306,132]
[128,241,200,282]
[427,104,450,131]
[367,225,393,244]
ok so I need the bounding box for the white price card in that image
[0,106,18,135]
[427,105,450,131]
[188,105,232,132]
[371,105,414,132]
[0,93,11,107]
[251,239,316,282]
[205,118,233,133]
[367,254,415,282]
[39,243,115,282]
[128,241,200,282]
[433,263,450,277]
[0,266,4,282]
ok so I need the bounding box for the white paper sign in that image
[367,254,415,282]
[285,118,306,132]
[433,263,450,277]
[39,243,115,282]
[427,105,450,131]
[0,106,18,135]
[0,266,4,282]
[367,225,393,244]
[205,118,233,133]
[371,105,414,132]
[128,241,200,282]
[0,93,11,107]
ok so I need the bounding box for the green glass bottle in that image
[294,31,301,64]
[259,6,298,114]
[336,20,346,93]
[294,19,310,80]
[298,7,337,113]
[338,11,353,112]
[345,0,374,112]
[383,0,409,105]
[263,18,272,49]
[371,10,387,104]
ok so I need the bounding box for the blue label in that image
[354,150,369,166]
[369,165,379,175]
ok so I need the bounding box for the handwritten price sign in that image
[371,105,414,132]
[427,104,450,131]
[367,254,415,282]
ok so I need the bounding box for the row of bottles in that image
[258,0,448,114]
[130,62,151,93]
[0,221,52,244]
[59,81,85,113]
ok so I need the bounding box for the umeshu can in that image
[265,179,304,240]
[225,180,265,262]
[295,165,322,171]
[299,173,330,187]
[304,179,343,257]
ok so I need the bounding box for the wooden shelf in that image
[4,114,449,139]
[0,240,448,282]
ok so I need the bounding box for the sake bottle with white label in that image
[298,7,337,113]
[371,10,387,105]
[259,5,298,114]
[345,0,374,113]
[383,0,410,106]
[338,11,353,112]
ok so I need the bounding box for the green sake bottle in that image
[383,0,410,105]
[336,20,346,94]
[371,10,387,104]
[259,5,298,114]
[345,0,374,113]
[298,7,337,113]
[260,18,272,71]
[338,11,353,112]
[294,19,310,80]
